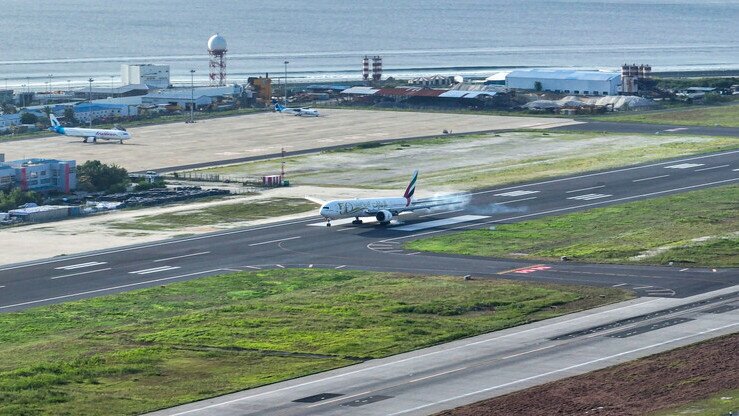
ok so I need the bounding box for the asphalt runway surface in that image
[1,149,737,312]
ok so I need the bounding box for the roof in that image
[507,69,620,81]
[375,88,445,97]
[9,205,70,214]
[306,85,350,91]
[144,85,241,100]
[438,90,469,98]
[81,84,149,95]
[341,87,379,95]
[485,71,511,82]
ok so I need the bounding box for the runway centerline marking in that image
[130,266,180,275]
[665,163,704,169]
[55,261,107,270]
[386,322,738,416]
[501,344,557,360]
[494,190,540,197]
[694,164,730,172]
[51,267,112,280]
[565,185,605,194]
[248,236,301,246]
[0,269,223,311]
[153,251,210,263]
[632,174,669,183]
[499,196,538,204]
[408,367,468,384]
[419,209,464,218]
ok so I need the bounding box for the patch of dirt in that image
[435,333,738,416]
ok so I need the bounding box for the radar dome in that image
[208,33,227,52]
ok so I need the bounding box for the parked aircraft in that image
[274,103,320,117]
[48,114,131,144]
[318,171,458,226]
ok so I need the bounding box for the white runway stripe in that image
[51,268,111,280]
[694,164,730,172]
[632,175,669,182]
[55,261,107,270]
[567,193,612,201]
[391,215,489,232]
[494,190,539,197]
[129,266,180,275]
[565,185,605,194]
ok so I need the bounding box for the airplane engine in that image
[375,210,393,224]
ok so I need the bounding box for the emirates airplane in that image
[49,114,131,144]
[318,171,460,226]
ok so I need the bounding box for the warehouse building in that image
[506,69,621,96]
[121,64,170,89]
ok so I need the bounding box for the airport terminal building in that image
[506,69,621,96]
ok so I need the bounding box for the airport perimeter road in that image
[1,150,737,312]
[555,120,739,137]
[146,287,738,416]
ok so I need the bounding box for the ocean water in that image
[0,0,737,89]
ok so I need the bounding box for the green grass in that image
[407,185,739,267]
[592,104,739,128]
[648,389,738,416]
[0,269,629,415]
[191,130,739,191]
[111,198,317,231]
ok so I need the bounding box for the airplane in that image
[48,114,131,144]
[318,170,461,227]
[274,103,320,117]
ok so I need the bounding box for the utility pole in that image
[48,74,53,91]
[283,60,289,106]
[88,78,94,127]
[190,69,196,123]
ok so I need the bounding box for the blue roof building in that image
[506,69,621,96]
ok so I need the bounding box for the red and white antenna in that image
[208,33,228,86]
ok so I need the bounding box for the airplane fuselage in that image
[51,126,131,143]
[320,197,410,220]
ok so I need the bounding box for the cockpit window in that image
[322,206,329,210]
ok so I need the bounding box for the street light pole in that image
[283,60,289,106]
[88,78,94,127]
[48,74,53,91]
[190,69,195,123]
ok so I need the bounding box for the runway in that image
[1,149,737,312]
[145,286,738,416]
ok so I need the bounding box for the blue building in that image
[506,69,621,96]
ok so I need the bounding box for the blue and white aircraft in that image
[274,103,320,117]
[49,114,131,144]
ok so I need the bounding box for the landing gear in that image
[119,139,123,144]
[92,137,97,144]
[352,217,363,225]
[326,220,332,227]
[82,138,87,143]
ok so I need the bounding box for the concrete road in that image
[1,149,737,312]
[0,109,579,172]
[144,286,738,416]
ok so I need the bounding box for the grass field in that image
[111,198,317,231]
[407,185,739,267]
[592,104,739,128]
[191,130,739,191]
[649,390,738,416]
[0,269,629,415]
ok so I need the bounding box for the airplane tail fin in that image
[403,170,418,206]
[275,104,284,112]
[49,114,60,127]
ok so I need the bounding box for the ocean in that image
[0,0,737,89]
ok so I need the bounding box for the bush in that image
[0,189,42,211]
[76,161,129,193]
